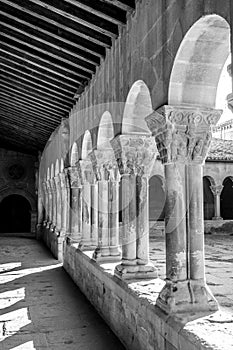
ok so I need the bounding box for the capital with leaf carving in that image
[145,105,222,165]
[110,135,157,177]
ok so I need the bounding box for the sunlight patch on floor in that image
[0,288,25,310]
[0,307,31,340]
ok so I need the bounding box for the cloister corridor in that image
[0,237,125,350]
[0,235,232,350]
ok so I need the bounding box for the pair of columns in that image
[145,105,221,314]
[210,184,223,220]
[41,169,70,236]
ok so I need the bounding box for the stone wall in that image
[0,148,37,234]
[63,241,231,350]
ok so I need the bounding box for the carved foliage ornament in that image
[90,149,119,181]
[145,106,222,165]
[111,135,156,176]
[77,160,94,184]
[68,167,82,188]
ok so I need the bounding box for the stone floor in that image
[149,234,233,310]
[0,237,125,350]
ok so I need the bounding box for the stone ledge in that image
[63,242,233,350]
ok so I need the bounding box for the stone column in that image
[54,175,62,235]
[91,181,98,246]
[111,135,157,279]
[50,178,57,232]
[59,169,70,236]
[46,180,53,229]
[67,166,82,243]
[146,105,221,315]
[90,150,121,262]
[210,185,223,220]
[42,181,49,227]
[77,160,95,250]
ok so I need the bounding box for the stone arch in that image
[70,142,79,166]
[169,15,230,107]
[0,188,36,212]
[221,176,233,219]
[122,80,153,135]
[81,130,93,159]
[203,176,215,220]
[149,175,166,221]
[97,111,114,149]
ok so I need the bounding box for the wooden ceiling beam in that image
[1,0,111,47]
[0,120,47,144]
[0,107,55,134]
[64,0,126,25]
[0,100,61,126]
[0,116,48,140]
[0,70,74,100]
[0,57,79,92]
[0,19,100,66]
[0,83,70,113]
[0,49,83,86]
[0,90,65,119]
[27,0,118,38]
[0,26,96,74]
[0,5,105,57]
[0,75,73,106]
[100,0,135,12]
[1,40,92,80]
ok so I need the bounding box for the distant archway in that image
[0,194,31,233]
[149,175,165,221]
[221,177,233,219]
[203,177,215,219]
[70,142,79,166]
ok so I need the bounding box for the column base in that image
[212,216,223,220]
[92,247,121,263]
[156,279,219,316]
[78,240,96,251]
[114,261,157,280]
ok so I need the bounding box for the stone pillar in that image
[67,166,82,243]
[210,185,223,220]
[54,175,62,235]
[42,181,48,227]
[77,160,95,250]
[59,169,70,236]
[146,105,222,315]
[111,135,157,279]
[46,180,53,229]
[90,150,121,262]
[91,182,98,246]
[36,187,44,238]
[50,178,57,232]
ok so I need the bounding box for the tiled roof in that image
[207,138,233,161]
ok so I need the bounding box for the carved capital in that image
[67,166,82,188]
[90,149,120,181]
[50,178,57,193]
[210,184,223,196]
[54,175,61,191]
[145,105,222,165]
[59,169,70,189]
[77,159,94,184]
[111,135,157,177]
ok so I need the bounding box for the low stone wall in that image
[40,226,64,261]
[62,240,231,350]
[204,220,233,234]
[149,221,165,238]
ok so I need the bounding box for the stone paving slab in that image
[0,238,125,350]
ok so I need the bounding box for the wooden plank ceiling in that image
[0,0,135,155]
